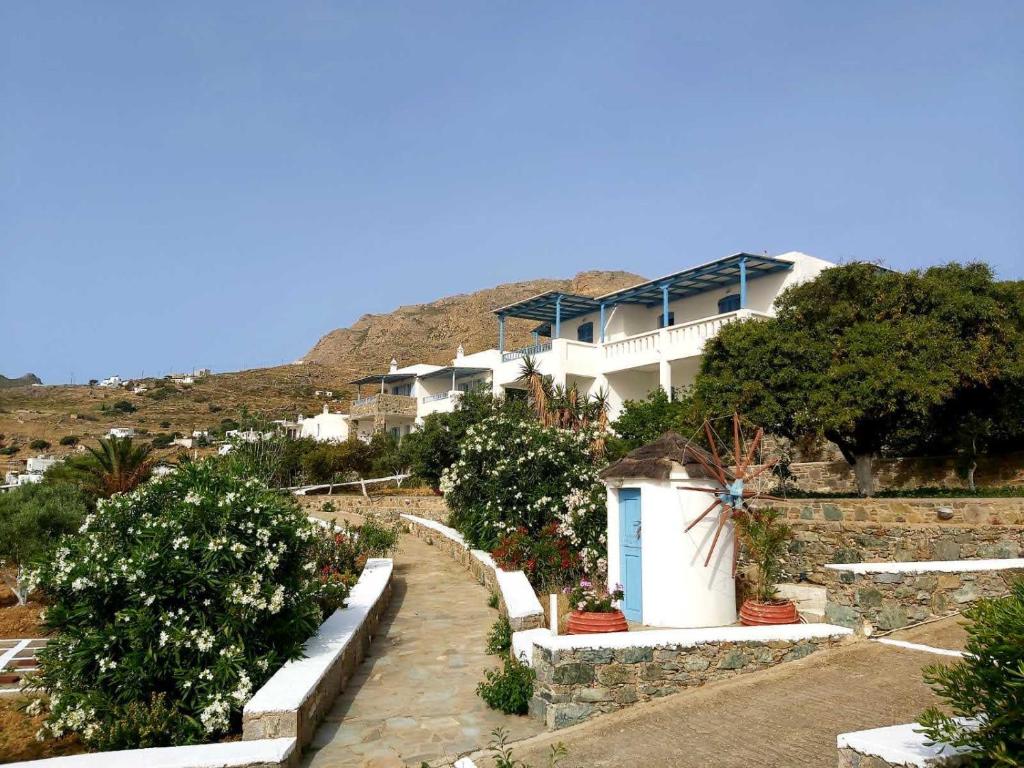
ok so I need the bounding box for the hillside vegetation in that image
[0,270,643,467]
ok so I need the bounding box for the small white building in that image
[26,456,59,474]
[298,406,351,442]
[108,427,135,438]
[98,375,123,388]
[172,437,194,449]
[601,433,737,629]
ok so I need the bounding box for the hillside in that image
[0,270,644,467]
[304,270,644,372]
[0,373,41,389]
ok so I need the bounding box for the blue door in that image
[618,488,642,622]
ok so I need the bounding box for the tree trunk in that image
[966,462,977,493]
[853,454,875,497]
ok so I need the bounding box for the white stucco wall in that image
[299,410,350,442]
[607,477,737,628]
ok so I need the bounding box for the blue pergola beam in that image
[498,314,506,352]
[554,295,562,338]
[739,256,747,308]
[661,284,670,327]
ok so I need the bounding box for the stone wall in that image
[822,563,1024,630]
[777,452,1024,495]
[530,631,848,729]
[305,493,449,523]
[774,497,1024,526]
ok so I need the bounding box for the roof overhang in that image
[597,253,794,307]
[492,291,600,322]
[417,366,492,381]
[349,372,417,386]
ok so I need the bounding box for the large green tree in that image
[607,388,702,461]
[694,262,1023,496]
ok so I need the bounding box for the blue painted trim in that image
[554,295,562,338]
[618,488,643,623]
[739,256,748,309]
[532,330,539,343]
[599,303,606,343]
[661,284,670,327]
[498,314,506,352]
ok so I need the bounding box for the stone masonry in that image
[304,494,449,523]
[821,565,1024,630]
[530,634,846,729]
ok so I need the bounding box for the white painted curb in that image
[837,722,973,766]
[3,737,297,768]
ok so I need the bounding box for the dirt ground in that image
[0,697,83,764]
[474,621,964,768]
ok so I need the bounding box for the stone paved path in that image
[475,618,966,768]
[303,521,542,768]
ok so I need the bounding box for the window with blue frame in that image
[657,312,675,329]
[577,321,594,343]
[718,294,741,313]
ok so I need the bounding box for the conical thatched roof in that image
[600,431,716,481]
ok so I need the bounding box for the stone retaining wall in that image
[529,626,851,729]
[822,561,1024,630]
[777,452,1024,494]
[774,497,1024,526]
[305,494,449,523]
[243,559,394,749]
[773,521,1024,583]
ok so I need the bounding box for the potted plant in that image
[565,579,628,634]
[735,507,799,626]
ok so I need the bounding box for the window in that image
[392,383,412,396]
[657,312,675,329]
[718,294,741,313]
[577,321,594,343]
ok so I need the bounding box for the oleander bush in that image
[26,459,376,750]
[919,579,1024,766]
[441,414,607,584]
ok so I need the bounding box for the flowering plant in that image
[25,459,380,750]
[492,523,578,593]
[566,579,624,613]
[440,414,608,590]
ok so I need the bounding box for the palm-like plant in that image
[518,355,552,425]
[734,507,791,603]
[51,436,155,498]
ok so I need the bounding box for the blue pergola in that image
[417,366,491,390]
[491,291,600,351]
[350,371,416,397]
[490,253,794,347]
[593,253,793,341]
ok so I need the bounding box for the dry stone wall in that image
[821,564,1023,630]
[306,494,449,523]
[530,634,845,729]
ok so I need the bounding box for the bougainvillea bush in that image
[441,414,607,586]
[26,460,365,750]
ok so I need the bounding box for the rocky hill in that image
[0,373,41,389]
[304,270,644,373]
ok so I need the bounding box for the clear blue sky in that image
[2,2,1021,384]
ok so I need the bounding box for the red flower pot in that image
[567,609,629,634]
[739,599,799,626]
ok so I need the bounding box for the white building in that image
[98,375,123,388]
[298,405,351,442]
[108,427,135,438]
[26,456,59,474]
[336,251,834,438]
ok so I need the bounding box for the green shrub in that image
[208,404,222,413]
[29,439,51,451]
[59,435,79,447]
[27,460,337,749]
[477,656,535,715]
[321,501,336,515]
[0,481,88,564]
[486,615,512,655]
[487,591,500,610]
[734,508,792,603]
[441,414,605,562]
[111,400,137,414]
[159,421,171,429]
[919,579,1024,765]
[150,434,173,449]
[0,445,19,456]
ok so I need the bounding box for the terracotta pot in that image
[739,598,799,626]
[566,609,629,634]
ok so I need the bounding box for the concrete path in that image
[476,618,966,768]
[303,520,542,768]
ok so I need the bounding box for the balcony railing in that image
[422,391,451,404]
[501,341,552,363]
[601,310,770,365]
